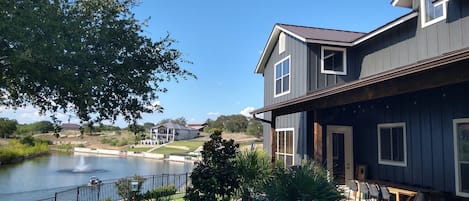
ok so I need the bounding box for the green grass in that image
[170,193,185,200]
[152,147,188,155]
[126,147,151,152]
[168,141,203,151]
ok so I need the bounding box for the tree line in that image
[204,115,263,137]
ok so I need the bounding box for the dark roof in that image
[61,123,81,130]
[252,47,469,115]
[154,122,196,130]
[277,24,366,43]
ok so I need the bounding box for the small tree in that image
[0,118,17,138]
[186,130,240,201]
[115,175,146,201]
[246,118,263,137]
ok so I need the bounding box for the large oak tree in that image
[0,0,194,124]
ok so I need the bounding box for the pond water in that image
[0,153,193,201]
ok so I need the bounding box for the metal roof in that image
[277,24,365,43]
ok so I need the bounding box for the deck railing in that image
[36,173,190,201]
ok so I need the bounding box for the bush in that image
[264,161,344,201]
[235,150,272,201]
[115,175,146,201]
[117,139,128,147]
[144,185,177,201]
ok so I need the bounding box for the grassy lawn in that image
[152,147,189,155]
[169,141,203,151]
[126,147,151,152]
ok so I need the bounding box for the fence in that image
[37,173,190,201]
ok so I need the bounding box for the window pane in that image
[434,4,443,18]
[283,59,289,75]
[461,163,469,193]
[277,154,285,166]
[324,49,343,72]
[380,128,392,160]
[392,127,404,162]
[278,131,285,153]
[276,64,282,78]
[286,155,294,166]
[275,79,282,95]
[286,131,293,154]
[458,123,469,161]
[282,75,289,92]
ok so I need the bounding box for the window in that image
[276,128,294,167]
[279,32,286,54]
[321,46,347,75]
[378,123,407,167]
[453,118,469,197]
[421,0,447,28]
[274,56,290,97]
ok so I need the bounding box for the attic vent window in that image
[421,0,447,28]
[321,46,347,75]
[279,32,286,54]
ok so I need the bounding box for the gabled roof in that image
[154,122,195,130]
[278,24,365,44]
[255,11,418,74]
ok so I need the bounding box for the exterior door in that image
[454,119,469,197]
[327,125,353,184]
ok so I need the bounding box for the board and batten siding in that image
[263,33,308,106]
[307,44,360,93]
[321,82,469,193]
[262,33,310,164]
[357,0,469,78]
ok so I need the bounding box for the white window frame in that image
[420,0,448,28]
[377,122,407,167]
[321,46,347,75]
[453,118,469,198]
[273,56,291,98]
[276,128,295,167]
[279,32,286,54]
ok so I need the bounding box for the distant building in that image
[187,123,208,132]
[150,122,198,144]
[61,123,81,131]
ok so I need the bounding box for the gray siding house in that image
[150,122,198,144]
[252,0,469,199]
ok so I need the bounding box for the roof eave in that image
[391,0,413,8]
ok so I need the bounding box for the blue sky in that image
[0,1,410,127]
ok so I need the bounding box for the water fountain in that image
[73,156,89,172]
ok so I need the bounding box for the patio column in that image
[313,110,323,162]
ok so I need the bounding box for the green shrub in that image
[235,150,272,201]
[115,174,146,201]
[117,139,128,147]
[264,161,344,201]
[144,185,177,201]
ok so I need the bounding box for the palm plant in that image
[235,150,272,201]
[265,161,344,201]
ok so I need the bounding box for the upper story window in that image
[321,46,347,75]
[279,32,286,54]
[421,0,447,28]
[378,123,407,167]
[274,56,290,97]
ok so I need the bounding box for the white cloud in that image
[145,100,162,111]
[207,112,221,116]
[240,107,255,117]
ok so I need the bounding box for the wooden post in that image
[313,110,323,162]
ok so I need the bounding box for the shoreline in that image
[0,151,50,166]
[73,147,200,163]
